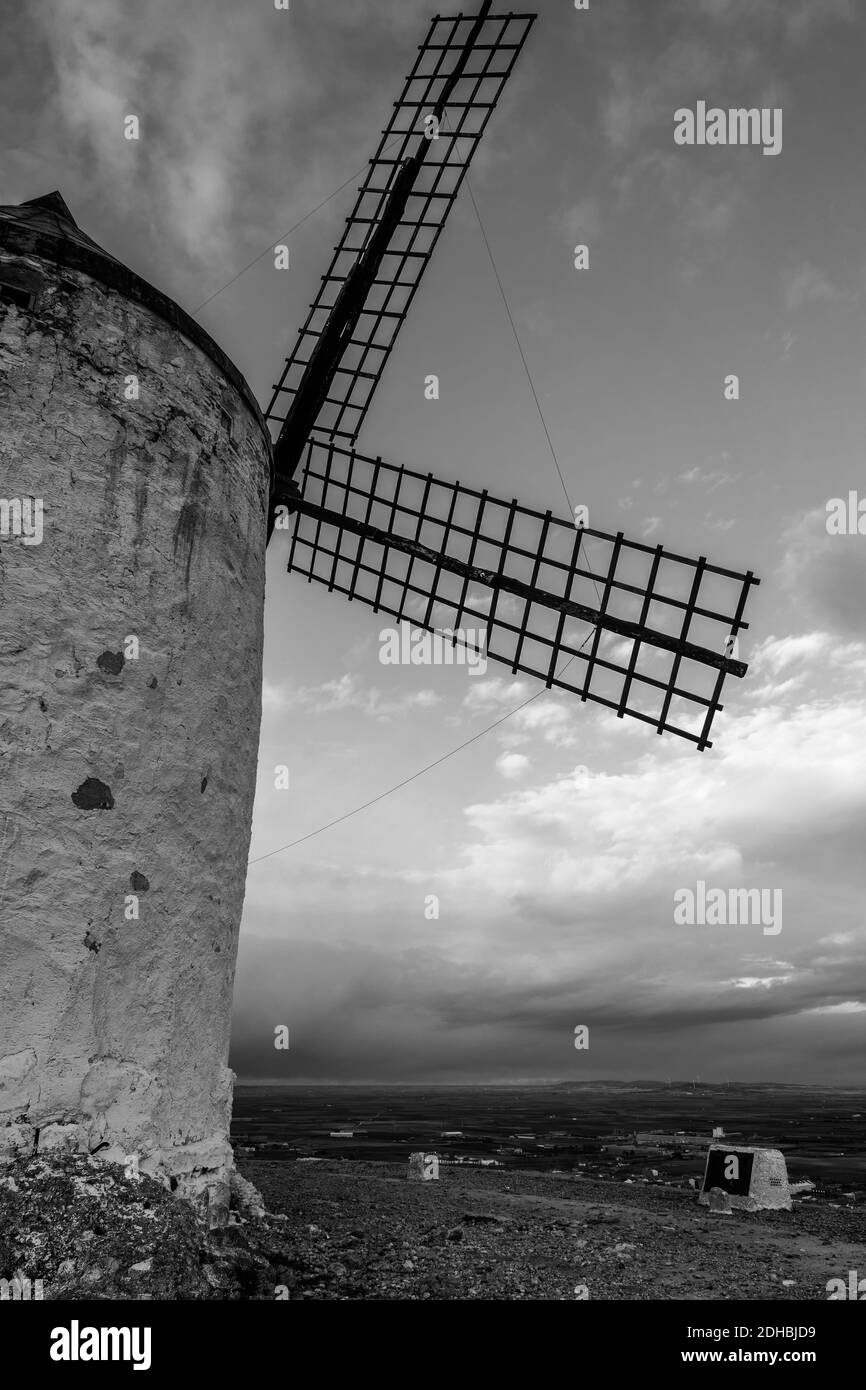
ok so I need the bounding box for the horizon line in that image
[233,1077,861,1089]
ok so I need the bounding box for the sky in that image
[5,0,866,1084]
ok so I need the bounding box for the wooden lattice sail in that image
[287,441,757,749]
[266,2,760,748]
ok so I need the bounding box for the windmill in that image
[263,0,759,751]
[0,0,761,1210]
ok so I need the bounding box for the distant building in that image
[635,1131,709,1150]
[441,1130,463,1137]
[438,1156,503,1168]
[330,1130,354,1138]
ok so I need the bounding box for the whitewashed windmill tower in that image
[0,4,758,1215]
[0,190,271,1210]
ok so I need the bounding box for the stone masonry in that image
[0,194,272,1217]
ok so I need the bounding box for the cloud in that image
[784,262,839,313]
[265,672,440,720]
[464,678,531,712]
[780,331,797,362]
[778,508,866,636]
[612,150,748,275]
[552,195,603,246]
[729,975,793,989]
[678,465,738,491]
[27,0,319,265]
[593,3,853,277]
[680,175,745,243]
[237,624,866,1082]
[455,651,866,920]
[599,28,766,156]
[680,0,855,45]
[20,0,446,297]
[326,0,439,36]
[753,632,829,675]
[805,1000,866,1015]
[512,299,558,340]
[600,41,734,152]
[496,753,530,780]
[498,701,582,750]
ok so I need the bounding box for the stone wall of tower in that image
[0,233,271,1213]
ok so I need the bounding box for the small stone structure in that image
[0,193,272,1218]
[699,1143,791,1212]
[408,1152,439,1181]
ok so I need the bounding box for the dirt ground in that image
[243,1158,866,1301]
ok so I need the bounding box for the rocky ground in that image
[0,1155,280,1300]
[1,1153,863,1300]
[245,1158,866,1301]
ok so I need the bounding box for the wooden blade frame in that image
[284,440,760,751]
[265,9,535,483]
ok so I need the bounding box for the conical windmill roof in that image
[0,189,269,434]
[0,189,123,262]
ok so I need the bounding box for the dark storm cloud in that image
[230,927,866,1082]
[5,0,441,293]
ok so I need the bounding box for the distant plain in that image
[233,1083,866,1193]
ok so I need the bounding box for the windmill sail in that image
[285,439,759,751]
[265,7,535,494]
[268,2,761,751]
